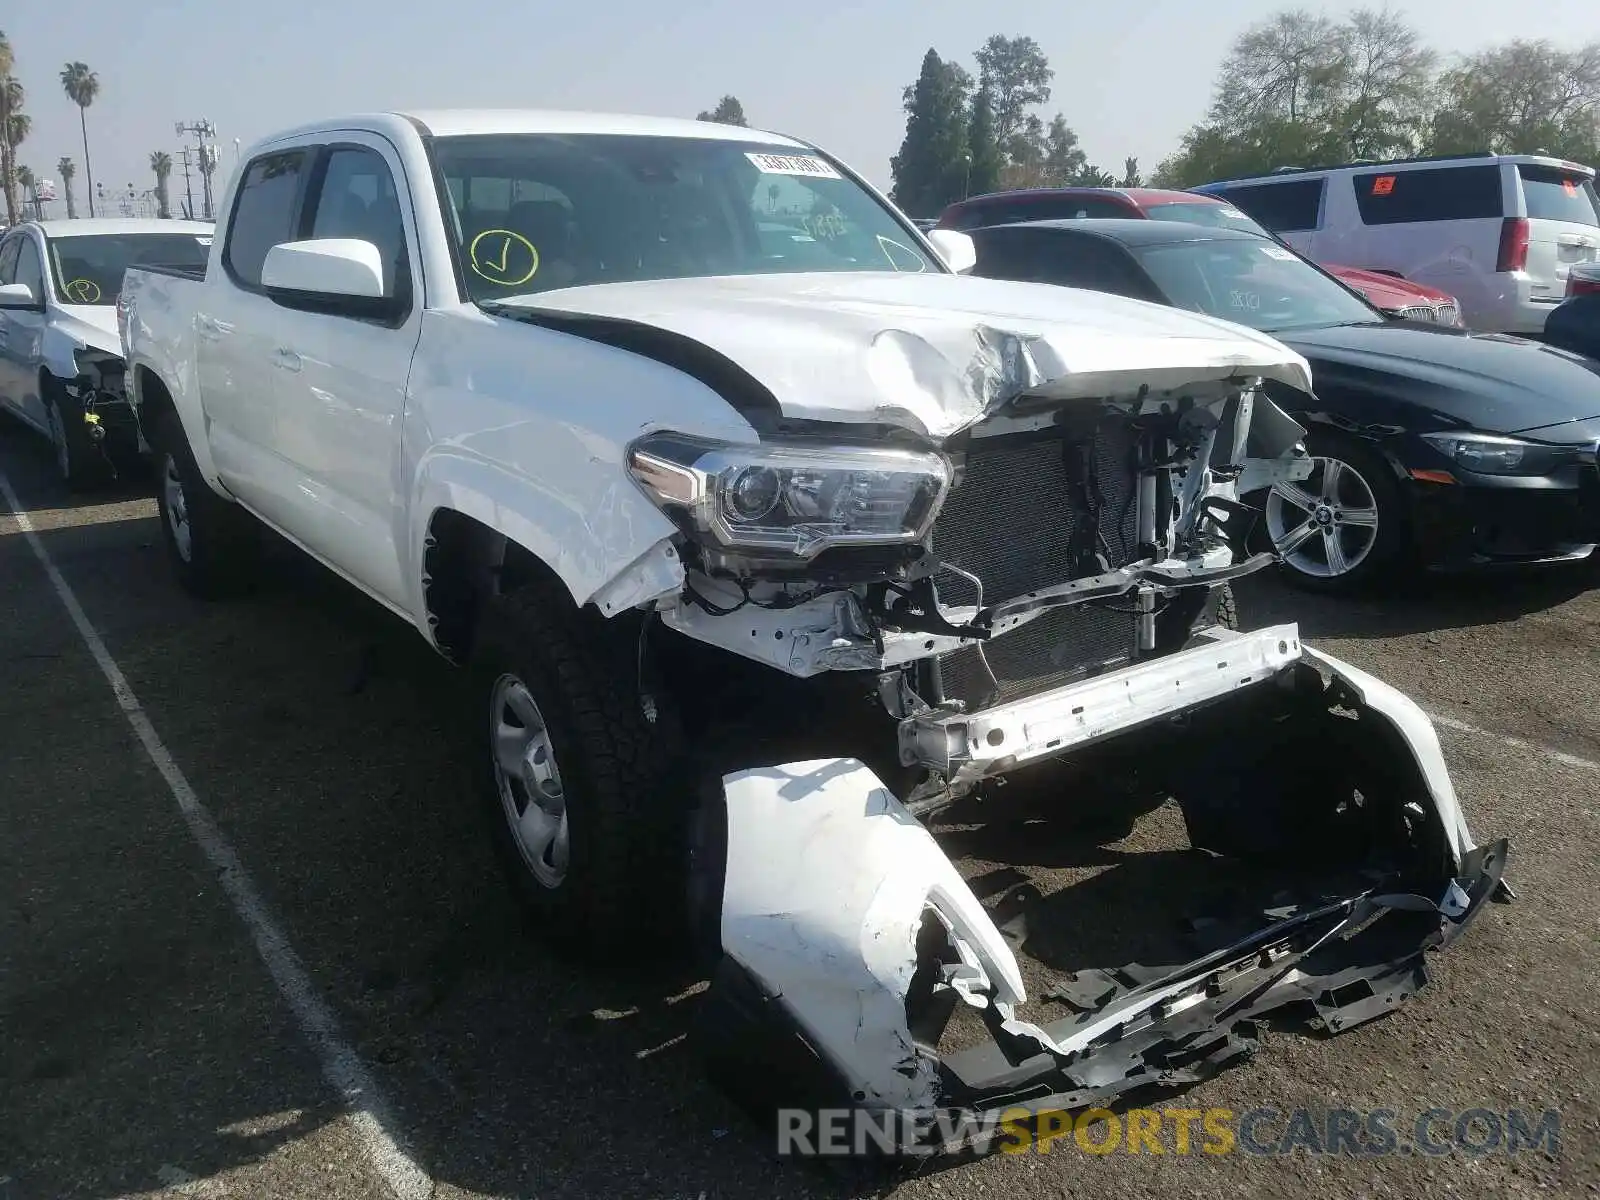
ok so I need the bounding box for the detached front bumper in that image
[694,637,1508,1160]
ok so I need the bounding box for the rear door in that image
[0,233,27,420]
[199,145,314,516]
[1345,164,1504,325]
[1516,164,1600,302]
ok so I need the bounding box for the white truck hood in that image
[498,272,1314,438]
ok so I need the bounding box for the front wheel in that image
[43,376,110,492]
[1261,435,1408,593]
[466,580,687,959]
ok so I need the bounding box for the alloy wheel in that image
[1265,456,1381,579]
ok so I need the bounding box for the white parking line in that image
[0,472,433,1200]
[1427,710,1600,771]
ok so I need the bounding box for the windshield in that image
[1145,202,1273,237]
[47,232,212,305]
[1518,165,1600,226]
[1133,237,1382,332]
[429,133,936,303]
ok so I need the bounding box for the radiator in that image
[930,425,1143,710]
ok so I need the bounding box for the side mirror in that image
[0,281,42,310]
[925,229,977,275]
[262,239,386,299]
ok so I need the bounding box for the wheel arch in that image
[410,453,684,663]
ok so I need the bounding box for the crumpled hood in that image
[499,272,1313,438]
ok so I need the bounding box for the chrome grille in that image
[1398,305,1433,321]
[1435,302,1459,325]
[930,426,1142,710]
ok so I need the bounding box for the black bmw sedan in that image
[966,218,1600,592]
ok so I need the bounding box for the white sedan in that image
[0,218,213,488]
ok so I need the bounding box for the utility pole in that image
[175,119,217,218]
[177,146,196,221]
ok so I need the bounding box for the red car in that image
[934,187,1464,325]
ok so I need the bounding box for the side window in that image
[308,146,410,301]
[224,149,309,287]
[1213,180,1323,232]
[0,235,21,284]
[1352,166,1503,225]
[14,238,44,300]
[1039,237,1152,298]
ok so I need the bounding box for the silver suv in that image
[1196,153,1600,334]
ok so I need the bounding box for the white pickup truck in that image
[120,109,1506,1153]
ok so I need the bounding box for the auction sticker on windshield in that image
[1260,245,1297,260]
[745,152,842,179]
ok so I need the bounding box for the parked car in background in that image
[1543,262,1600,360]
[966,218,1600,592]
[116,108,1506,1150]
[0,218,214,487]
[1194,153,1600,335]
[934,186,1464,324]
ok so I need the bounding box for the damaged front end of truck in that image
[587,301,1511,1161]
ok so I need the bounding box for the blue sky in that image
[6,0,1598,215]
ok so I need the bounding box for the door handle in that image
[196,315,231,341]
[273,347,303,373]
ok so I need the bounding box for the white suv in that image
[1195,153,1600,334]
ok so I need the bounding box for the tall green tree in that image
[150,151,173,219]
[1428,39,1600,163]
[1041,114,1088,184]
[1120,156,1142,187]
[57,156,76,219]
[889,49,973,216]
[61,62,99,217]
[974,35,1053,154]
[696,95,748,126]
[1152,7,1434,186]
[965,87,1004,197]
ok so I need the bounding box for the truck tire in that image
[467,580,687,959]
[43,374,111,493]
[148,408,261,599]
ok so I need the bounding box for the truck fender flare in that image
[408,450,683,628]
[126,358,225,490]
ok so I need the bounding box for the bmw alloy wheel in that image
[1265,456,1381,579]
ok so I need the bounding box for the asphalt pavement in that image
[1,418,1596,1199]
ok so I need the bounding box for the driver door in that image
[0,233,50,431]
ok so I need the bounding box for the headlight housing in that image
[1419,431,1580,476]
[628,432,951,558]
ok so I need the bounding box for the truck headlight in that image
[627,432,951,558]
[1420,431,1575,476]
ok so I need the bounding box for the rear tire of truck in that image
[43,375,111,493]
[148,408,261,600]
[467,581,688,960]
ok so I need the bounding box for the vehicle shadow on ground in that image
[1235,560,1598,640]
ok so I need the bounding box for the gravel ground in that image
[1,420,1595,1200]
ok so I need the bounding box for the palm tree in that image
[3,80,28,225]
[60,61,99,217]
[149,150,172,219]
[57,156,76,218]
[0,29,20,225]
[15,162,37,219]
